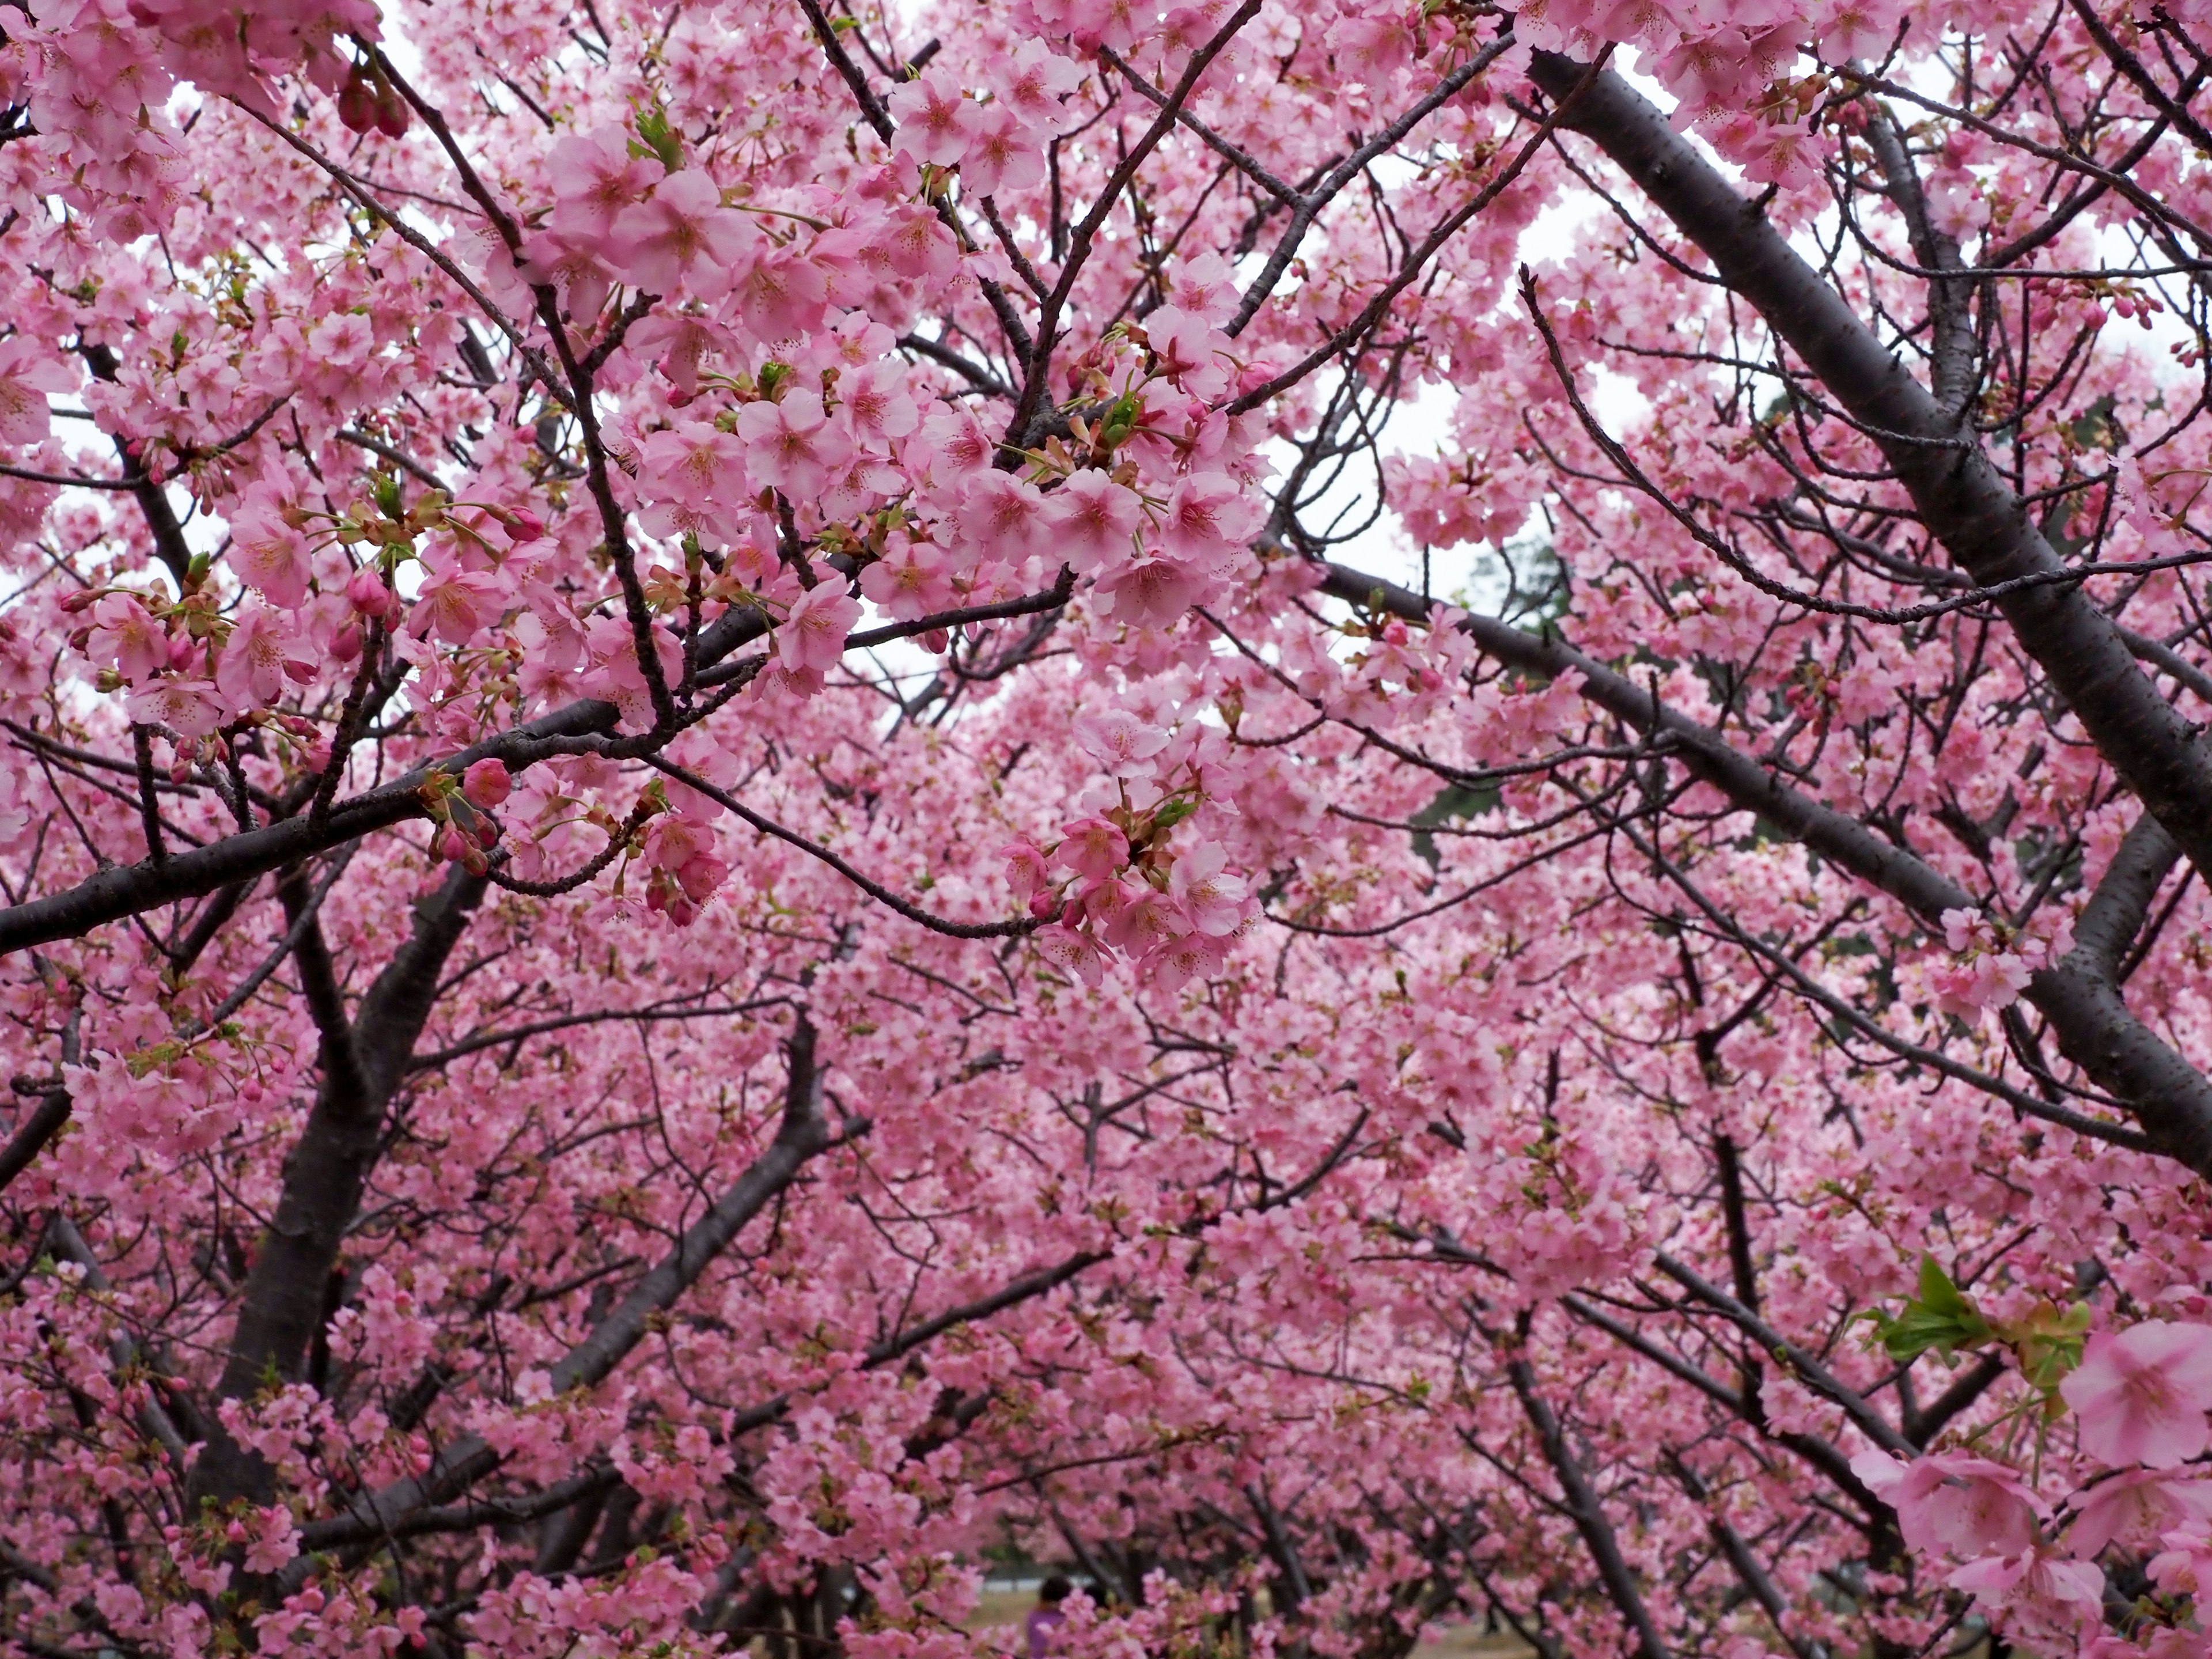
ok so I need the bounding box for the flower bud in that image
[346,567,396,618]
[374,89,411,140]
[461,758,512,809]
[336,70,377,132]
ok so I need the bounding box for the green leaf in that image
[1864,1255,1994,1363]
[634,103,684,172]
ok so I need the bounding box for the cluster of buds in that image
[335,59,411,139]
[421,759,512,874]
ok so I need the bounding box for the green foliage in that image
[1865,1255,1994,1363]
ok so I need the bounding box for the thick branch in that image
[1318,559,2212,1174]
[1504,1352,1672,1659]
[1524,52,2212,905]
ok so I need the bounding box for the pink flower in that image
[1851,1450,2042,1558]
[608,171,749,294]
[1033,923,1107,986]
[1143,928,1226,990]
[1054,817,1129,880]
[1168,251,1240,323]
[0,338,73,448]
[410,549,504,645]
[241,1506,301,1575]
[1096,556,1206,627]
[521,227,620,323]
[228,494,314,609]
[999,41,1084,134]
[960,104,1043,198]
[1946,1546,2105,1616]
[738,391,851,499]
[346,565,396,619]
[1097,881,1190,955]
[957,471,1049,565]
[1160,472,1259,562]
[85,594,169,684]
[721,232,830,346]
[1816,1,1902,66]
[2148,1525,2212,1597]
[547,128,664,242]
[215,604,316,711]
[1168,840,1248,936]
[2061,1321,2212,1468]
[836,360,919,446]
[1073,707,1169,778]
[886,67,982,165]
[1044,469,1141,571]
[2067,1469,2212,1558]
[1145,306,1229,399]
[776,583,859,675]
[638,421,749,517]
[1002,840,1052,894]
[124,677,224,738]
[858,537,957,621]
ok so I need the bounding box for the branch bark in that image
[1318,558,2212,1175]
[1522,52,2212,907]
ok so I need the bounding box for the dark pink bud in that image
[346,567,396,618]
[461,758,512,809]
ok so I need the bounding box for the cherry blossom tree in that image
[9,0,2212,1655]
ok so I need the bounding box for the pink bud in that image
[346,567,396,618]
[1029,889,1064,919]
[510,507,546,540]
[167,634,196,669]
[921,628,949,654]
[373,89,411,140]
[336,70,377,132]
[461,758,512,809]
[331,622,362,661]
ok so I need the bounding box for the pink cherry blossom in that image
[737,390,851,499]
[608,171,749,294]
[1045,468,1142,570]
[85,594,168,684]
[1168,840,1248,936]
[1850,1450,2041,1558]
[547,128,664,242]
[960,104,1044,198]
[2061,1321,2212,1468]
[957,471,1048,565]
[214,604,316,711]
[858,537,958,621]
[0,338,73,447]
[123,676,222,737]
[1001,42,1084,132]
[1054,816,1129,880]
[1160,472,1261,561]
[2067,1469,2212,1558]
[776,582,859,675]
[1073,706,1170,778]
[886,67,983,165]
